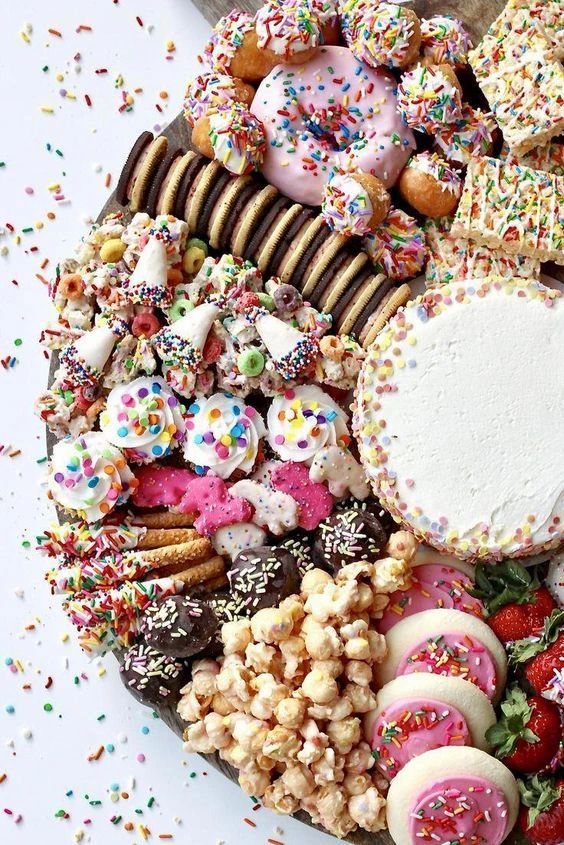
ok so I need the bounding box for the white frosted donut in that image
[375,608,507,703]
[365,673,496,775]
[386,746,519,845]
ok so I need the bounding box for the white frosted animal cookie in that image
[250,459,283,488]
[229,479,299,536]
[386,746,519,845]
[374,608,507,703]
[212,522,267,560]
[365,674,496,780]
[546,552,563,607]
[309,445,370,500]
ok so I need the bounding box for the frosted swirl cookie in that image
[354,279,564,560]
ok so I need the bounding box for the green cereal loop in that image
[237,348,265,376]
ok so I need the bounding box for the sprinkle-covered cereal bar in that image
[502,140,564,178]
[451,156,564,265]
[516,0,564,60]
[469,1,564,154]
[424,217,540,286]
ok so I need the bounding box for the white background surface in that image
[0,3,336,844]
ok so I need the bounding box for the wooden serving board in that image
[45,1,533,841]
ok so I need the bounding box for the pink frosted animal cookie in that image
[178,476,253,536]
[271,461,333,531]
[132,466,197,508]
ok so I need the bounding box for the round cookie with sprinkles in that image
[120,642,190,708]
[434,104,495,167]
[396,63,462,133]
[340,0,421,69]
[398,151,462,217]
[321,171,390,237]
[183,392,266,479]
[100,376,186,464]
[312,507,388,571]
[228,545,301,612]
[420,15,473,68]
[363,207,426,281]
[192,102,266,176]
[183,71,255,127]
[141,595,219,658]
[354,279,564,561]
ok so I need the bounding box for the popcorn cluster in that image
[178,532,418,838]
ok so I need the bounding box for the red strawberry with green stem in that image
[485,686,561,775]
[511,610,564,700]
[519,775,564,845]
[470,561,556,644]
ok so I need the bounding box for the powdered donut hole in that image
[230,30,278,81]
[356,173,391,228]
[399,153,461,217]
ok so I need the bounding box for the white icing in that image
[267,384,350,464]
[355,281,564,559]
[100,376,186,463]
[183,393,266,479]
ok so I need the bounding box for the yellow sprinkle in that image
[35,221,44,230]
[55,73,64,82]
[40,106,54,114]
[47,183,60,192]
[61,632,69,642]
[20,31,30,43]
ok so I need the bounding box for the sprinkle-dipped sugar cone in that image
[153,301,220,373]
[126,235,171,307]
[254,312,319,380]
[59,324,120,386]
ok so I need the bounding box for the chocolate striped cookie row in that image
[116,132,411,347]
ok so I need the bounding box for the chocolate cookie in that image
[120,642,189,708]
[312,508,388,572]
[228,546,300,612]
[141,595,218,659]
[278,530,320,576]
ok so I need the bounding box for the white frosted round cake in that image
[354,278,564,560]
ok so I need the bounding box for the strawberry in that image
[519,775,564,845]
[511,610,564,699]
[486,686,561,774]
[470,561,556,644]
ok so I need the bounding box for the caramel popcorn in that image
[179,547,416,838]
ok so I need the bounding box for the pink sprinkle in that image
[25,187,34,195]
[136,753,145,763]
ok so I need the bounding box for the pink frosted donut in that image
[250,45,415,205]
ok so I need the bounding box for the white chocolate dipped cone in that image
[126,236,170,307]
[59,321,125,386]
[153,301,219,373]
[254,312,319,380]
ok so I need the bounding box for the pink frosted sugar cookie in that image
[365,674,495,780]
[132,466,197,508]
[378,548,484,634]
[271,461,334,531]
[386,747,519,845]
[375,608,508,703]
[251,45,415,205]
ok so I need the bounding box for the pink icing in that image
[369,697,470,779]
[132,466,197,508]
[408,776,509,845]
[396,631,498,700]
[378,564,484,634]
[251,46,415,205]
[178,476,253,536]
[271,461,333,530]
